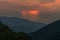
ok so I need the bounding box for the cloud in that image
[38,10,60,24]
[40,0,55,3]
[0,0,21,17]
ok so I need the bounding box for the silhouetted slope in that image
[29,20,60,40]
[0,22,32,40]
[0,23,16,40]
[0,17,45,33]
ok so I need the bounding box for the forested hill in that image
[0,22,32,40]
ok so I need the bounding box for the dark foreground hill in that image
[0,17,45,33]
[0,22,32,40]
[29,20,60,40]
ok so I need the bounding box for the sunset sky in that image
[0,0,60,24]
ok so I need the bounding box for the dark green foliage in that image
[0,22,32,40]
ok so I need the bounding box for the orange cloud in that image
[40,0,60,11]
[21,11,27,17]
[28,10,39,15]
[28,10,39,20]
[21,10,39,20]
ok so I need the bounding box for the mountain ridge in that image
[0,16,46,33]
[29,20,60,40]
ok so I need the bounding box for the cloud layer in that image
[0,0,60,24]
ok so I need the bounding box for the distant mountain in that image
[29,20,60,40]
[0,17,45,33]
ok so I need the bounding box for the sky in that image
[0,0,60,24]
